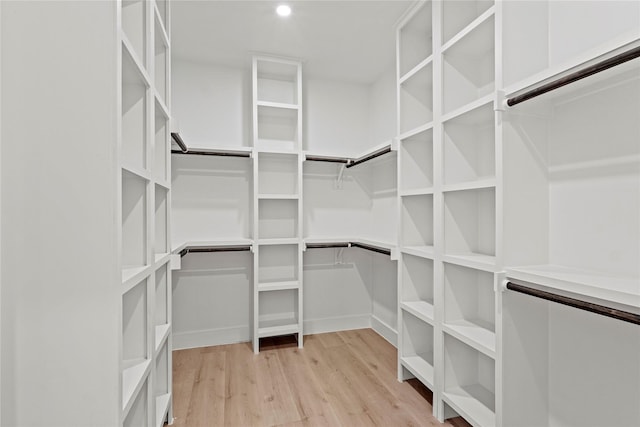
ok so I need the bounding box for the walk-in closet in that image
[1,1,638,426]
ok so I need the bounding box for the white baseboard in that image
[371,315,398,347]
[172,314,396,350]
[172,325,250,350]
[304,314,372,335]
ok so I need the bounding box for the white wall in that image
[1,2,120,425]
[172,60,250,148]
[171,58,400,347]
[304,77,370,156]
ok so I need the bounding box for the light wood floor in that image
[171,328,471,427]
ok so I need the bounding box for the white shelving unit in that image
[396,2,499,426]
[252,56,304,352]
[119,1,173,425]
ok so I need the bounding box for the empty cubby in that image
[258,153,298,196]
[400,63,433,134]
[258,244,299,284]
[122,49,148,171]
[122,170,147,269]
[443,187,495,258]
[259,289,299,331]
[124,378,149,427]
[401,254,435,322]
[442,0,494,46]
[154,104,169,182]
[258,199,298,240]
[154,185,168,255]
[154,264,168,327]
[122,0,147,67]
[401,194,434,249]
[443,102,495,186]
[256,59,299,105]
[442,14,495,115]
[400,128,434,192]
[399,3,433,77]
[154,18,168,103]
[257,105,299,151]
[401,310,435,386]
[122,279,148,363]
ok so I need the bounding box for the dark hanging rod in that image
[506,281,640,326]
[170,132,188,153]
[179,245,252,257]
[350,242,392,256]
[171,149,251,158]
[507,45,640,107]
[306,242,350,249]
[346,145,392,169]
[305,155,350,164]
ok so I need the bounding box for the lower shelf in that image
[258,280,300,292]
[401,301,435,325]
[155,393,171,427]
[443,385,495,427]
[122,359,151,414]
[400,355,434,389]
[443,321,495,358]
[258,318,299,338]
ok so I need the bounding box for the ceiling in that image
[171,0,414,84]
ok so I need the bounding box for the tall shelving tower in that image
[119,0,173,425]
[396,1,499,426]
[251,56,304,353]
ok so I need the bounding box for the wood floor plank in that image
[183,351,226,426]
[278,346,342,426]
[223,342,263,426]
[171,329,471,427]
[255,351,302,426]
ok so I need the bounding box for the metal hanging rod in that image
[306,242,350,249]
[179,245,252,257]
[305,155,350,164]
[346,145,392,169]
[506,281,640,326]
[170,132,188,153]
[349,242,392,256]
[170,149,251,158]
[170,132,251,158]
[507,45,640,107]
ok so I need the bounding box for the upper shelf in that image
[506,264,640,311]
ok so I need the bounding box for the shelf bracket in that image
[495,90,507,112]
[335,247,346,265]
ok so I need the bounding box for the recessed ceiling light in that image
[276,4,291,17]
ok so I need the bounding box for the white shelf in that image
[121,164,151,182]
[443,322,496,359]
[258,238,300,246]
[258,318,300,338]
[154,252,170,267]
[442,385,496,427]
[257,100,299,110]
[155,393,171,427]
[400,355,435,389]
[400,61,433,134]
[442,5,495,53]
[400,188,434,197]
[401,301,435,325]
[442,179,496,194]
[398,2,433,77]
[154,324,171,354]
[442,13,495,115]
[122,359,151,413]
[258,280,300,292]
[441,94,493,124]
[257,193,299,200]
[506,264,640,309]
[122,265,151,291]
[401,245,435,259]
[121,33,151,88]
[443,253,498,273]
[399,55,433,85]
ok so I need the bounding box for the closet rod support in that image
[506,45,640,107]
[506,281,640,326]
[171,132,188,153]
